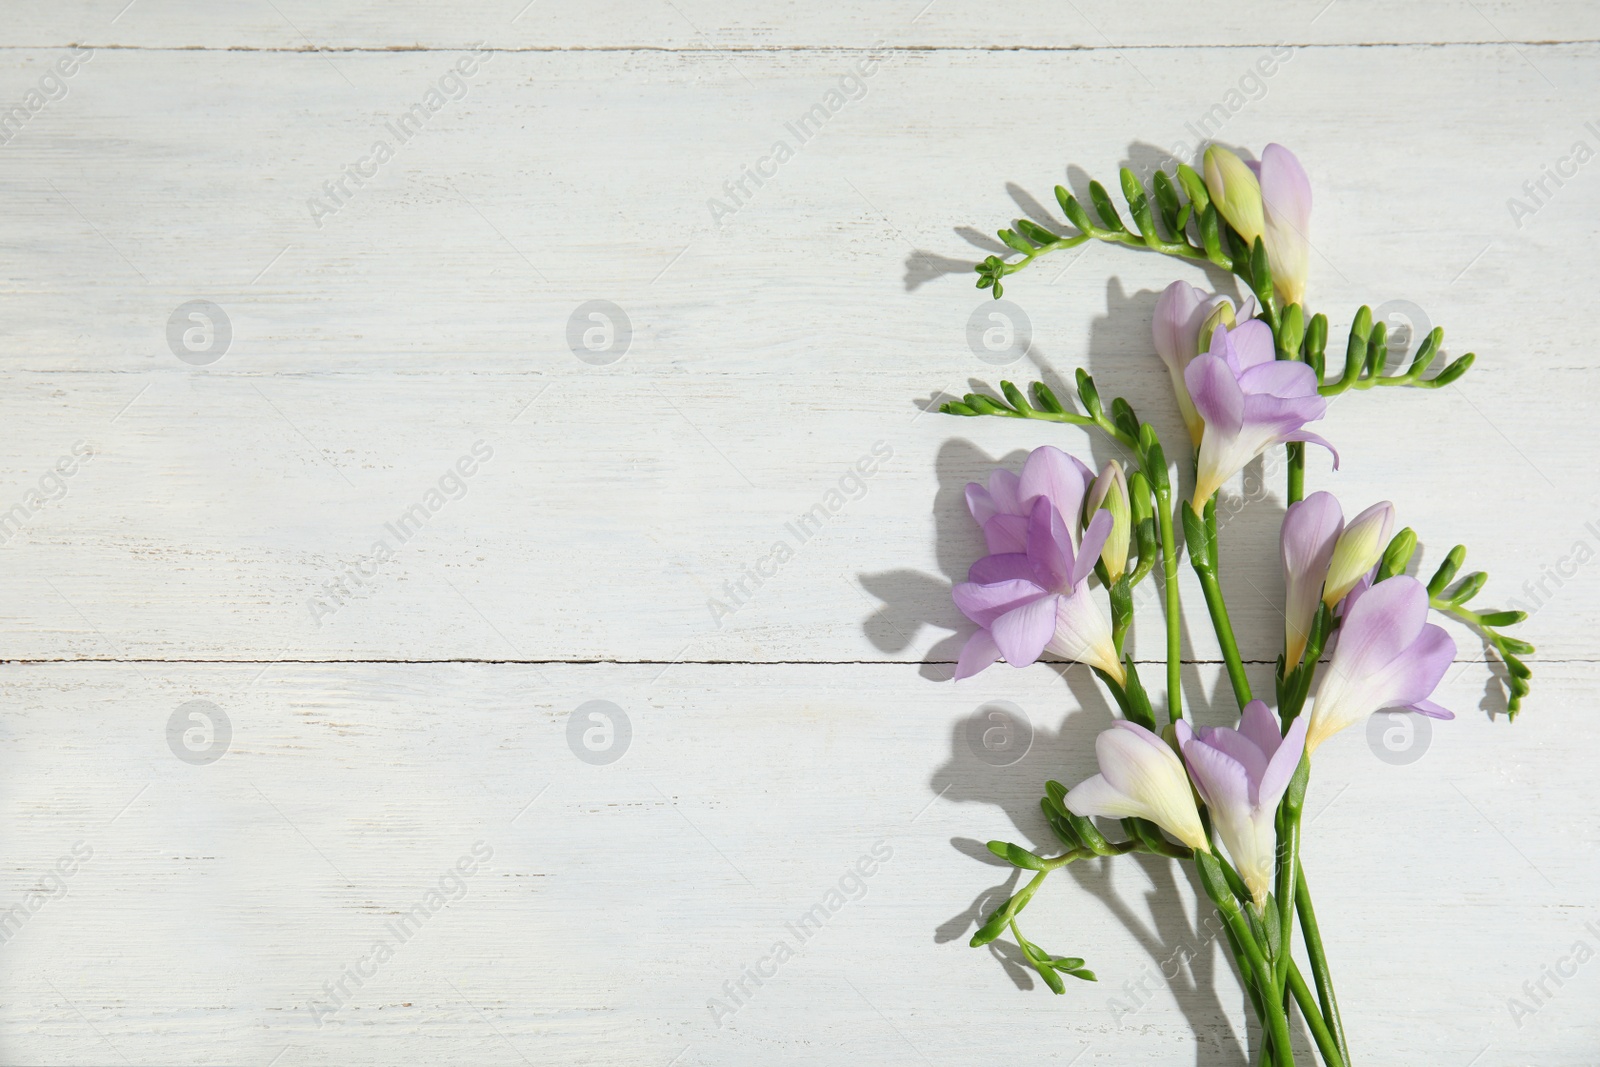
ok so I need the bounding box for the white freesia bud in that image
[1322,501,1395,608]
[1203,146,1265,247]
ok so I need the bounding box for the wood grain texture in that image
[0,4,1596,1064]
[0,660,1595,1065]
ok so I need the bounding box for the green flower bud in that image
[1202,145,1264,247]
[1086,460,1132,582]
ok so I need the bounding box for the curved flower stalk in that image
[1153,281,1257,445]
[1306,575,1456,754]
[1064,721,1209,852]
[1188,319,1335,508]
[1178,702,1308,909]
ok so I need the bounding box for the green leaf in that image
[1151,169,1182,233]
[1000,380,1031,413]
[1075,368,1103,418]
[1476,609,1527,628]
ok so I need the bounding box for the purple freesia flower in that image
[1152,281,1256,446]
[1177,701,1307,909]
[964,446,1094,555]
[1281,491,1344,668]
[953,497,1122,684]
[1187,320,1336,509]
[1306,575,1456,754]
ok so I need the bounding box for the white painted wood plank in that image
[0,43,1593,669]
[8,1,1600,50]
[0,659,1593,1064]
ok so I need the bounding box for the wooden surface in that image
[1,3,1597,1064]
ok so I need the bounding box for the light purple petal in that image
[1373,623,1456,708]
[1282,491,1344,661]
[1228,320,1277,370]
[965,482,996,526]
[968,553,1035,585]
[1186,352,1246,436]
[990,594,1059,667]
[1334,575,1430,675]
[1236,700,1283,758]
[1282,428,1340,469]
[1026,496,1075,591]
[1405,697,1456,720]
[1153,280,1206,374]
[954,628,1001,680]
[1019,446,1093,528]
[1238,359,1319,398]
[1260,144,1312,234]
[1071,509,1113,589]
[987,468,1021,516]
[1258,715,1308,811]
[1181,734,1252,816]
[952,578,1047,628]
[983,513,1029,555]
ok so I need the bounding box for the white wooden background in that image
[1,2,1597,1064]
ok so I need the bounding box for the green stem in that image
[1197,853,1295,1065]
[1296,866,1350,1066]
[1287,960,1347,1067]
[1286,442,1305,505]
[1154,483,1184,721]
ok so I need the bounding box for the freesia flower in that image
[1085,460,1131,582]
[964,446,1094,555]
[953,498,1122,683]
[1177,701,1308,909]
[1306,575,1456,754]
[1203,144,1313,307]
[1065,720,1210,853]
[1153,281,1256,446]
[1281,492,1344,668]
[1187,320,1335,509]
[1323,501,1395,609]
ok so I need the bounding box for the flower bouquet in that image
[937,144,1533,1065]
